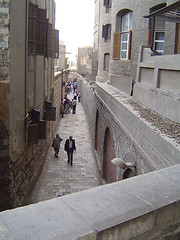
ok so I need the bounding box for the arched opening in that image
[103,128,115,183]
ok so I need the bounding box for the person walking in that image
[72,98,77,114]
[60,101,64,118]
[64,136,76,166]
[52,134,63,158]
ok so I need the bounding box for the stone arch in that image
[115,8,133,32]
[103,127,115,183]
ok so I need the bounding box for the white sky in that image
[54,0,94,61]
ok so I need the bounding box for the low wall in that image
[0,165,180,240]
[133,46,180,122]
[95,82,180,173]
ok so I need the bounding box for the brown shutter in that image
[38,120,46,139]
[37,8,47,55]
[31,109,40,123]
[28,3,38,55]
[46,22,53,58]
[175,23,180,54]
[28,123,38,145]
[53,29,59,59]
[146,29,152,47]
[128,30,132,60]
[113,32,120,60]
[44,107,56,121]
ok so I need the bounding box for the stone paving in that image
[27,95,102,204]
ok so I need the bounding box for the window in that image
[103,0,111,13]
[120,12,133,60]
[147,4,166,52]
[113,11,133,60]
[104,53,110,71]
[102,24,111,40]
[154,31,164,53]
[80,56,87,65]
[28,2,59,58]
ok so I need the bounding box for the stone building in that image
[80,0,180,183]
[77,46,93,77]
[0,0,62,211]
[54,42,68,71]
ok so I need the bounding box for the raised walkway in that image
[27,94,102,204]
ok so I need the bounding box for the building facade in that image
[0,0,63,211]
[81,0,180,183]
[77,47,93,77]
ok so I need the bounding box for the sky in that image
[54,0,94,61]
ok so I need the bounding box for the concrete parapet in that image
[0,165,180,239]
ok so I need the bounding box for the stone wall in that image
[0,165,179,239]
[8,121,54,209]
[0,0,9,81]
[0,0,10,211]
[78,78,180,178]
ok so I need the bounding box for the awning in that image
[144,1,180,23]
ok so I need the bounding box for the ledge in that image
[0,165,180,240]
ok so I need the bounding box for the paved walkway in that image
[27,95,102,204]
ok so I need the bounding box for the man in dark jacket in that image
[52,134,63,158]
[64,136,76,166]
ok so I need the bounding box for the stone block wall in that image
[79,78,180,178]
[0,0,9,81]
[8,121,53,208]
[0,0,10,211]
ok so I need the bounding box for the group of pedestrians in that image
[60,91,81,117]
[52,134,76,166]
[53,78,80,165]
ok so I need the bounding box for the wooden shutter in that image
[46,22,53,58]
[31,109,40,123]
[44,101,52,111]
[146,29,152,47]
[53,29,59,59]
[38,120,46,139]
[113,32,120,60]
[28,3,38,55]
[44,107,56,121]
[28,123,38,145]
[175,23,180,54]
[128,30,132,60]
[37,8,47,55]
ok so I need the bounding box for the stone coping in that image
[0,165,180,240]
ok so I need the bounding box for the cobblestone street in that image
[28,96,102,204]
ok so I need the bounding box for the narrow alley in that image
[27,95,102,205]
